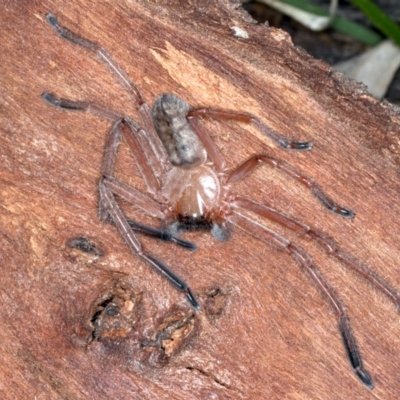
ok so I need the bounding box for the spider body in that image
[42,13,400,389]
[152,94,231,239]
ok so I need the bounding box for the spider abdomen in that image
[162,165,220,220]
[152,94,207,167]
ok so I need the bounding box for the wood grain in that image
[1,0,400,398]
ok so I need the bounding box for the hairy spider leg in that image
[103,118,165,194]
[233,196,400,308]
[227,154,355,218]
[126,220,197,250]
[102,175,196,249]
[99,181,200,309]
[41,92,122,120]
[41,93,165,194]
[188,108,313,151]
[187,116,227,171]
[45,12,169,169]
[229,210,374,389]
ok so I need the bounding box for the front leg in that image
[102,176,196,249]
[45,13,145,107]
[99,180,200,310]
[227,154,354,218]
[188,107,312,151]
[44,13,169,166]
[42,93,168,195]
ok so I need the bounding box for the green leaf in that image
[277,0,382,45]
[349,0,400,47]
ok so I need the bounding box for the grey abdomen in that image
[152,94,206,166]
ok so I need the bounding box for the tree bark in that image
[1,0,400,399]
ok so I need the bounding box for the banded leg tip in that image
[173,237,197,251]
[45,13,58,26]
[278,140,313,151]
[338,207,355,219]
[186,289,201,311]
[41,93,87,111]
[293,141,313,151]
[356,368,374,390]
[41,92,58,106]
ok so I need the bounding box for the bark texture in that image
[1,0,400,399]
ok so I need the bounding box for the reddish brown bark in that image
[1,0,400,399]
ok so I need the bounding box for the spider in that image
[42,13,400,390]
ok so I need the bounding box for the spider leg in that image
[45,13,168,164]
[41,93,167,194]
[102,177,164,219]
[229,210,374,389]
[187,116,227,171]
[42,92,122,121]
[101,177,196,249]
[228,154,354,218]
[126,220,196,250]
[99,180,200,310]
[45,13,145,106]
[233,196,400,309]
[102,118,165,195]
[187,108,312,151]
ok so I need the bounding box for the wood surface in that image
[1,0,400,399]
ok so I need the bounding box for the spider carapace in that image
[42,12,400,390]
